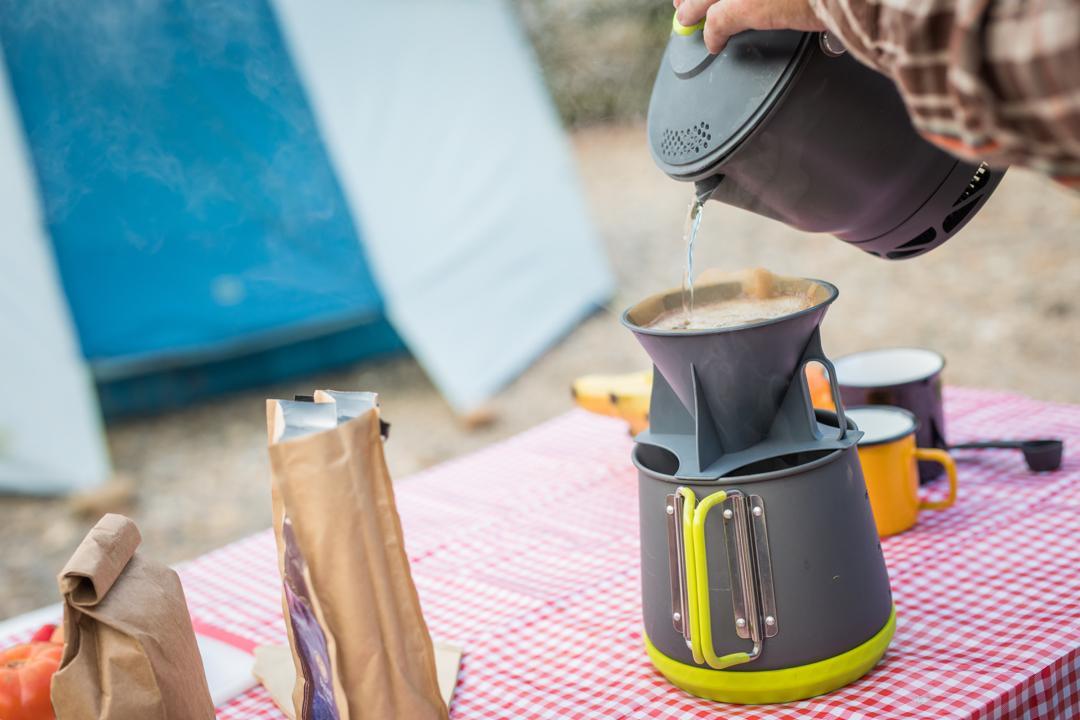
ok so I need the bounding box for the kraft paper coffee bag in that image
[51,514,214,720]
[267,390,447,720]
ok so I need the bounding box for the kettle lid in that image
[648,18,810,178]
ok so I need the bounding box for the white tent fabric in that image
[273,0,613,411]
[0,50,110,494]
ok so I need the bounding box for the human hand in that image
[673,0,826,54]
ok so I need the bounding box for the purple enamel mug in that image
[833,348,946,484]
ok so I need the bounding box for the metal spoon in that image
[948,439,1064,472]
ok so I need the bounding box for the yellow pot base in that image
[644,606,896,705]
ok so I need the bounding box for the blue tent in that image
[0,0,403,415]
[0,0,611,422]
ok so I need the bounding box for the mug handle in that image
[913,448,958,510]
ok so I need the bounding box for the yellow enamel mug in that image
[847,406,958,537]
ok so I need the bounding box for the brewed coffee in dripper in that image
[638,268,829,332]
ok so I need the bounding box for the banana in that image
[571,371,652,434]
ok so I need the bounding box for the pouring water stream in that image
[681,197,705,318]
[681,177,721,322]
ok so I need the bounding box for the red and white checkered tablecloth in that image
[10,387,1080,718]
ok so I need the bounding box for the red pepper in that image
[28,626,55,645]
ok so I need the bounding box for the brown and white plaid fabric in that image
[807,0,1080,187]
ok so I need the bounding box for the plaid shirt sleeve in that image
[807,0,1080,187]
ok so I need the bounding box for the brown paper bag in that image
[51,514,215,720]
[267,391,447,720]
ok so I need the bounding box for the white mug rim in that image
[834,347,945,388]
[847,405,919,447]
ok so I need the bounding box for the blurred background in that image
[1,0,1078,618]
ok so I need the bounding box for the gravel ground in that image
[2,124,1078,619]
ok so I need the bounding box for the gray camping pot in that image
[634,411,895,703]
[647,20,1004,260]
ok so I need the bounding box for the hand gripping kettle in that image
[648,18,1004,259]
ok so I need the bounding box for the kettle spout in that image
[694,174,724,203]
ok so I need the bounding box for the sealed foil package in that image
[266,391,446,720]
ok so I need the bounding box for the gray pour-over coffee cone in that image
[622,273,847,476]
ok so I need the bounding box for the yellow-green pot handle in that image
[676,487,704,665]
[680,488,755,670]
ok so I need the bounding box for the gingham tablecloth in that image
[12,388,1080,718]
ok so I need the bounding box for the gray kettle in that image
[647,18,1004,259]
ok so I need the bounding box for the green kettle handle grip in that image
[672,12,705,35]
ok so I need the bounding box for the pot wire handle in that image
[676,487,704,665]
[689,490,760,669]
